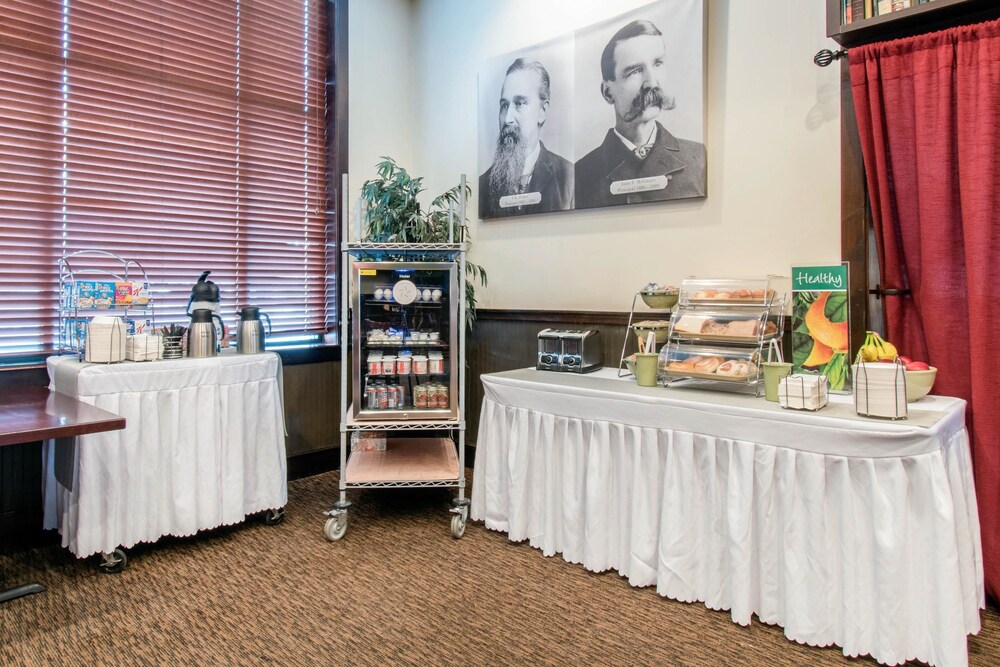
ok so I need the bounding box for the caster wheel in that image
[264,508,285,526]
[324,513,347,541]
[451,514,466,539]
[99,548,128,574]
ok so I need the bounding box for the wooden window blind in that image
[0,0,329,357]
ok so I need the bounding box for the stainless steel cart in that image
[324,176,470,540]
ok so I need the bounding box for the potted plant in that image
[359,157,488,327]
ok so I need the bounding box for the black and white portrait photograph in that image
[573,0,706,210]
[477,36,575,219]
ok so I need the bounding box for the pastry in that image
[693,356,725,373]
[716,360,748,377]
[673,315,710,334]
[723,320,759,337]
[703,320,728,335]
[668,355,703,371]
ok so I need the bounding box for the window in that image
[0,0,333,358]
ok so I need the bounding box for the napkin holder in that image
[777,373,829,411]
[852,358,908,420]
[84,316,127,363]
[126,334,163,361]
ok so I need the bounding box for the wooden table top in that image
[0,386,125,447]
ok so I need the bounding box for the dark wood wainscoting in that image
[465,309,633,443]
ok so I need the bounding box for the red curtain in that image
[850,19,1000,600]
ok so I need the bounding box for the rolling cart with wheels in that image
[325,175,470,541]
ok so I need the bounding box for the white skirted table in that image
[43,351,287,560]
[471,368,983,667]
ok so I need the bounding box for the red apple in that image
[906,361,930,371]
[899,355,913,365]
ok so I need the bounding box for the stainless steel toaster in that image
[536,329,602,373]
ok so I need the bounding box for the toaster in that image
[536,329,602,373]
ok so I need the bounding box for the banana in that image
[878,340,898,360]
[859,330,899,362]
[858,331,880,362]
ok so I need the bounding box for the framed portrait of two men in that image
[477,0,706,219]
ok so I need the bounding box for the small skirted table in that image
[43,351,287,561]
[471,368,983,667]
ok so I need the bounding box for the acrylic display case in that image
[662,277,786,395]
[352,261,459,421]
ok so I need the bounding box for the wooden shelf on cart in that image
[344,437,460,484]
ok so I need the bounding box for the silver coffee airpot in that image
[236,306,272,354]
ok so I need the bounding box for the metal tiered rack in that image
[324,175,470,541]
[57,250,156,360]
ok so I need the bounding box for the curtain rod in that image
[814,48,848,67]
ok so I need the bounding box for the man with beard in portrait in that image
[479,58,573,218]
[575,19,706,209]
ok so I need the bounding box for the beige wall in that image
[347,0,416,207]
[351,0,842,312]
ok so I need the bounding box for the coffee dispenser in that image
[187,308,224,358]
[236,306,272,354]
[186,271,227,348]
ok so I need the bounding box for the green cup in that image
[762,361,793,401]
[635,352,659,387]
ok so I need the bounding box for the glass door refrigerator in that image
[351,261,459,421]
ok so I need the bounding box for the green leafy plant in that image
[359,157,488,327]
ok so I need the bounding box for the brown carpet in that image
[1,470,998,666]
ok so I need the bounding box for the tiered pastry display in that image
[660,278,785,394]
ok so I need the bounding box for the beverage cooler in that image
[351,261,459,421]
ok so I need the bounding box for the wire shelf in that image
[343,479,462,489]
[342,419,464,432]
[346,242,467,262]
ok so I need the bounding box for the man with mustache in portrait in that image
[575,19,706,209]
[479,58,573,218]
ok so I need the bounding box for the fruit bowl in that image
[640,289,679,310]
[904,367,937,402]
[632,320,671,345]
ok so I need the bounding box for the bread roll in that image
[716,360,748,377]
[693,356,724,373]
[668,355,702,371]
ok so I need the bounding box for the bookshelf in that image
[827,0,999,47]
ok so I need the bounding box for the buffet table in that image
[43,352,287,559]
[471,368,983,667]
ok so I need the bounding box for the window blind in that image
[0,0,329,357]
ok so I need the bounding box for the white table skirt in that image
[43,352,287,559]
[471,368,984,667]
